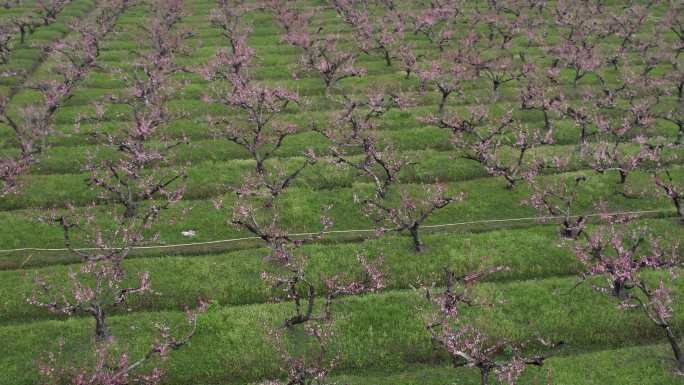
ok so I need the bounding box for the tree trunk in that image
[663,324,684,372]
[504,174,516,190]
[561,219,576,238]
[491,82,500,103]
[324,79,333,98]
[612,280,627,300]
[438,93,448,115]
[124,203,137,219]
[383,49,392,67]
[480,367,490,385]
[94,306,108,342]
[579,124,588,146]
[543,109,550,132]
[562,217,584,239]
[673,196,683,224]
[618,169,628,185]
[409,225,424,253]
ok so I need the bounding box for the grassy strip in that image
[1,145,682,211]
[328,343,684,385]
[23,41,671,85]
[10,71,678,124]
[2,104,679,154]
[2,126,682,177]
[0,167,678,261]
[2,218,681,324]
[1,275,684,384]
[1,107,677,154]
[0,2,42,22]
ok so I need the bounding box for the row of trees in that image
[1,1,208,383]
[0,0,681,384]
[0,0,79,195]
[0,0,72,64]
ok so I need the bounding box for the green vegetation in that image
[0,0,682,384]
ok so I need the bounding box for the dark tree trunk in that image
[438,92,449,115]
[573,69,582,87]
[124,203,137,219]
[480,367,490,385]
[612,280,627,300]
[409,225,424,253]
[618,169,628,184]
[324,79,333,97]
[542,109,550,131]
[561,219,581,239]
[94,306,108,342]
[579,124,588,146]
[673,196,683,224]
[504,174,517,190]
[491,81,501,102]
[663,324,684,372]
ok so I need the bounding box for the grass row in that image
[1,142,682,212]
[2,273,684,384]
[328,344,683,385]
[11,59,679,111]
[0,1,41,21]
[2,217,682,324]
[0,167,678,260]
[1,129,681,179]
[2,96,679,158]
[33,35,676,82]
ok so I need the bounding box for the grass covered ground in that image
[0,0,683,384]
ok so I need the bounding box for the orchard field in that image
[0,0,683,384]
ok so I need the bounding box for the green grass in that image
[1,0,683,384]
[0,0,98,94]
[2,274,684,384]
[1,144,681,211]
[2,128,682,178]
[328,344,684,385]
[2,218,681,324]
[0,167,679,260]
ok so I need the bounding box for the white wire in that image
[0,208,673,254]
